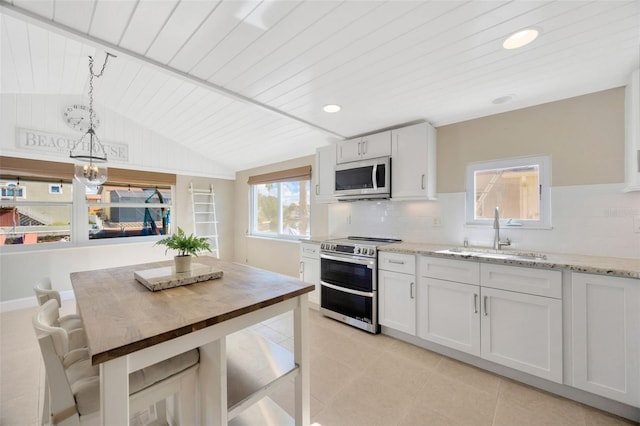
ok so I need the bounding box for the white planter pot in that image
[174,255,192,273]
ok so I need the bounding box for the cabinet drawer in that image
[379,252,415,274]
[481,264,561,299]
[300,243,320,259]
[420,256,480,285]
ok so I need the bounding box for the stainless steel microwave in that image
[334,156,390,200]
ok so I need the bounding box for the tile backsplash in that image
[328,183,640,259]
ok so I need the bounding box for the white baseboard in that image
[0,290,75,313]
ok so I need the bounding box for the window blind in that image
[247,165,312,185]
[0,156,176,186]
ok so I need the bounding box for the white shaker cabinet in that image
[418,257,481,355]
[378,252,416,335]
[480,263,563,383]
[336,131,391,164]
[417,257,563,383]
[418,277,481,356]
[572,273,640,407]
[624,68,640,192]
[480,286,562,383]
[391,122,437,200]
[315,145,336,203]
[299,242,320,306]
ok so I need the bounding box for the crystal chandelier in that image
[69,53,115,188]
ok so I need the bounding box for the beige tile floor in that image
[1,300,636,426]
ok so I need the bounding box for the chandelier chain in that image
[87,53,115,131]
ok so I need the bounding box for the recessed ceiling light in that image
[492,94,516,105]
[323,104,341,113]
[503,28,539,50]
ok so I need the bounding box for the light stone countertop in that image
[380,242,640,280]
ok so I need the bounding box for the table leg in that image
[100,356,129,425]
[199,338,228,426]
[294,296,310,426]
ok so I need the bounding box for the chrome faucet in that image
[493,207,511,250]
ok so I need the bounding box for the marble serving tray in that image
[134,263,223,291]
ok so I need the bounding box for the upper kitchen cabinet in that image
[391,122,437,200]
[624,68,640,192]
[315,145,336,203]
[336,131,391,164]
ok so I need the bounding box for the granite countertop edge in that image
[379,242,640,280]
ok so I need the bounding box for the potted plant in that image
[155,227,212,273]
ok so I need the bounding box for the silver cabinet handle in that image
[410,282,414,299]
[358,141,361,155]
[483,295,488,316]
[299,261,304,274]
[421,174,425,190]
[315,184,319,195]
[473,293,478,314]
[362,140,367,155]
[388,259,405,265]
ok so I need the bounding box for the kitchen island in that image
[71,257,313,425]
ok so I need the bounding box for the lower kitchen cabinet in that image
[417,277,480,356]
[480,286,563,383]
[417,256,563,383]
[299,242,320,305]
[379,252,416,335]
[572,273,640,407]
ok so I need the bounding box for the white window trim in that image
[465,155,552,229]
[48,184,63,194]
[249,181,311,241]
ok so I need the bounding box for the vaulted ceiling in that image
[1,0,639,172]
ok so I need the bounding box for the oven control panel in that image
[320,242,377,258]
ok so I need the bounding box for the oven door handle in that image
[320,253,375,268]
[321,281,375,298]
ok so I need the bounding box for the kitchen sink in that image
[436,247,548,261]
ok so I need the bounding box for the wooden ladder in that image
[190,183,219,258]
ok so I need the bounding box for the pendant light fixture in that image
[69,53,115,189]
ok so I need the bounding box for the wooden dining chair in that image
[33,278,85,347]
[34,299,199,425]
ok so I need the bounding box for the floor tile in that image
[493,379,585,426]
[1,302,636,426]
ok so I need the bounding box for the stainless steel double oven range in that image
[319,236,401,334]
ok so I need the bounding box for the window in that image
[1,156,176,248]
[1,182,26,199]
[0,178,72,245]
[86,185,172,239]
[249,166,311,239]
[465,155,551,228]
[49,184,63,194]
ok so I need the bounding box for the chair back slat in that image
[37,334,80,425]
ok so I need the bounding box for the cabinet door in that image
[336,138,362,163]
[572,273,640,406]
[624,68,640,191]
[315,145,336,203]
[299,243,320,305]
[480,287,562,383]
[391,123,436,200]
[361,131,391,160]
[379,270,416,335]
[417,277,480,356]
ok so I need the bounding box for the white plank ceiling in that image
[1,0,639,173]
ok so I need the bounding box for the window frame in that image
[1,160,176,250]
[465,155,552,229]
[249,180,311,241]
